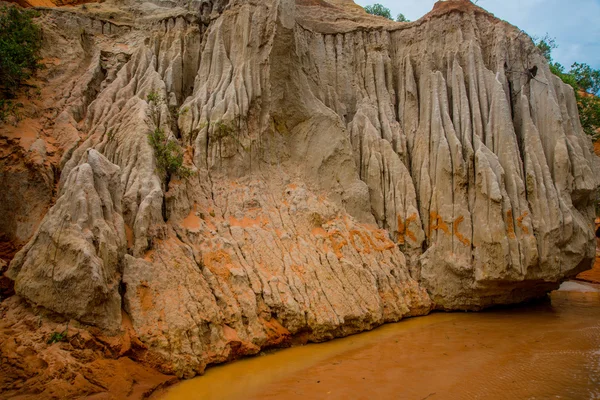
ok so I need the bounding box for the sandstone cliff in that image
[1,0,599,395]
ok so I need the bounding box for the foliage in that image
[578,94,600,140]
[534,34,557,63]
[212,120,237,141]
[0,5,42,123]
[364,4,409,23]
[364,4,392,20]
[146,90,192,181]
[146,90,161,105]
[0,5,42,94]
[148,126,192,179]
[534,35,600,138]
[47,331,67,345]
[570,62,600,95]
[396,13,409,22]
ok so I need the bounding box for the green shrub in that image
[0,5,42,122]
[578,94,600,140]
[146,90,192,181]
[364,4,392,19]
[212,120,237,141]
[0,5,42,94]
[146,90,161,105]
[148,126,192,179]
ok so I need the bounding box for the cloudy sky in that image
[355,0,600,70]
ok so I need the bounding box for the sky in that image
[355,0,600,70]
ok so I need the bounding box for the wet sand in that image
[159,282,600,400]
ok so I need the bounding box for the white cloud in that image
[354,0,600,69]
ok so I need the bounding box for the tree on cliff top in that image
[364,4,411,22]
[364,4,392,19]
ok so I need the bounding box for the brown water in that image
[160,281,600,400]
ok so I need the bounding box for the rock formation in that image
[1,0,599,394]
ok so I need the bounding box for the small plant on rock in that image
[47,330,67,345]
[148,126,192,179]
[146,90,192,183]
[213,120,238,141]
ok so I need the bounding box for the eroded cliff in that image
[1,0,599,396]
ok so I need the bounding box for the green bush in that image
[364,5,410,23]
[148,126,192,179]
[578,94,600,140]
[570,62,600,95]
[364,4,392,19]
[146,91,192,181]
[0,5,42,122]
[212,120,237,141]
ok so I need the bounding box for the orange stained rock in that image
[182,205,202,231]
[453,215,470,247]
[228,215,268,228]
[290,264,307,276]
[506,210,517,239]
[429,212,449,236]
[136,282,155,312]
[203,250,234,279]
[349,230,371,254]
[517,211,530,235]
[143,249,155,262]
[260,317,292,348]
[368,229,396,251]
[124,224,134,248]
[397,214,418,244]
[507,210,530,238]
[311,227,327,237]
[328,230,347,259]
[223,325,242,342]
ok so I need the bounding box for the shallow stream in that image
[160,281,600,400]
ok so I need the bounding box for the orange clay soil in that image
[0,297,177,399]
[7,0,95,8]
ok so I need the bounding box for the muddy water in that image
[160,282,600,400]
